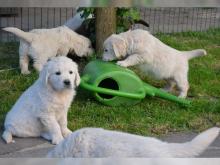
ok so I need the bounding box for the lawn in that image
[0,29,220,137]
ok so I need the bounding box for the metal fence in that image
[0,7,220,42]
[135,7,220,33]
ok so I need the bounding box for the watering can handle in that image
[80,75,146,100]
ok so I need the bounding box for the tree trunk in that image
[95,7,116,56]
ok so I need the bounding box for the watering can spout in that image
[143,82,190,106]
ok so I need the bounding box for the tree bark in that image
[95,7,116,56]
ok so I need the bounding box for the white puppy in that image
[47,127,219,158]
[3,26,94,74]
[2,56,80,145]
[102,29,207,98]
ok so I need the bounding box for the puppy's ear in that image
[112,43,121,58]
[65,30,83,57]
[72,39,88,57]
[74,72,81,87]
[112,36,127,59]
[73,43,82,57]
[39,64,49,86]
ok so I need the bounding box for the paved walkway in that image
[0,131,220,158]
[0,135,54,157]
[162,132,220,157]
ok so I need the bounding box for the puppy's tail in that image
[2,27,34,43]
[64,11,88,30]
[2,130,14,144]
[168,127,219,157]
[134,19,150,27]
[182,49,207,60]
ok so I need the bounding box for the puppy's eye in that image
[104,49,108,52]
[88,45,92,48]
[69,71,73,74]
[55,71,61,75]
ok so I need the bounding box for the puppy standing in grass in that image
[102,29,207,98]
[3,26,94,74]
[2,57,80,144]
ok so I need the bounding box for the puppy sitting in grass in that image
[2,57,80,144]
[102,29,207,98]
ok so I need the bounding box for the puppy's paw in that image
[116,61,128,67]
[21,70,31,75]
[62,128,72,138]
[52,135,64,145]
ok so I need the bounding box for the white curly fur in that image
[102,29,207,98]
[2,57,80,145]
[47,127,219,158]
[3,26,94,74]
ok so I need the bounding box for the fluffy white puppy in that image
[3,26,94,74]
[2,56,80,144]
[102,29,207,98]
[47,127,219,158]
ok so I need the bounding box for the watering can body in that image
[80,60,190,106]
[81,60,146,106]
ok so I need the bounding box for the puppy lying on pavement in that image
[102,29,207,98]
[3,26,94,74]
[47,127,219,157]
[2,57,80,144]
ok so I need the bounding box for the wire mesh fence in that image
[0,7,220,42]
[134,7,220,33]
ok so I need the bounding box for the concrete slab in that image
[0,131,54,158]
[0,142,54,158]
[162,132,220,158]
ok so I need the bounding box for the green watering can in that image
[80,60,190,106]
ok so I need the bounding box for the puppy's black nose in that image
[63,80,70,86]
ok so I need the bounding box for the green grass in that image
[0,29,220,137]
